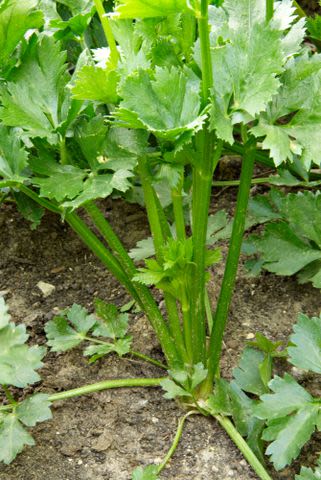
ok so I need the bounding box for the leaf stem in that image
[206,140,256,387]
[83,335,167,370]
[2,386,17,406]
[215,415,273,480]
[93,0,119,67]
[47,377,166,402]
[157,411,198,474]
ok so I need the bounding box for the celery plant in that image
[0,0,320,478]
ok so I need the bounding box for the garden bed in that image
[0,179,320,480]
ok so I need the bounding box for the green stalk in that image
[83,335,167,370]
[206,141,256,387]
[189,0,220,365]
[93,0,119,67]
[156,411,198,474]
[49,377,165,402]
[137,157,187,365]
[0,379,166,412]
[59,138,68,166]
[266,0,274,21]
[2,386,17,406]
[215,415,273,480]
[293,0,306,17]
[171,173,186,241]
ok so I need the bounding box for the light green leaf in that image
[0,126,29,180]
[61,174,114,210]
[160,378,190,399]
[16,394,52,427]
[233,347,267,395]
[132,465,159,480]
[246,223,321,276]
[265,406,318,470]
[84,337,132,361]
[0,319,45,388]
[255,374,313,420]
[129,237,155,262]
[190,363,208,390]
[72,65,119,104]
[0,0,43,69]
[252,55,321,168]
[288,313,321,374]
[115,67,205,141]
[0,297,10,329]
[0,35,69,143]
[209,0,286,143]
[45,304,96,352]
[0,414,35,465]
[113,0,189,19]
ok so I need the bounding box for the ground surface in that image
[0,167,320,480]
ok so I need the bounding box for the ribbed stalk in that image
[93,0,119,67]
[137,157,187,364]
[171,174,186,241]
[206,141,256,387]
[266,0,274,21]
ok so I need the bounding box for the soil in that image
[0,166,320,480]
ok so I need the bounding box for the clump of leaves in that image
[205,312,321,472]
[45,299,132,361]
[0,298,52,464]
[244,190,321,288]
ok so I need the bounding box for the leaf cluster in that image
[244,190,321,288]
[45,300,132,362]
[0,297,52,464]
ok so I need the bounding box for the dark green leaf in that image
[0,126,29,181]
[14,192,44,230]
[84,337,132,362]
[115,67,205,142]
[233,347,267,395]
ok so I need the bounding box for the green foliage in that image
[72,65,119,103]
[161,363,208,399]
[0,302,46,388]
[255,374,320,470]
[132,465,159,480]
[115,67,206,143]
[207,0,303,145]
[113,0,189,19]
[0,0,44,74]
[134,238,221,303]
[232,348,267,395]
[0,126,29,181]
[45,301,132,362]
[288,313,321,373]
[0,35,71,144]
[0,299,52,464]
[244,191,321,288]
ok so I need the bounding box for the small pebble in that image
[37,281,56,298]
